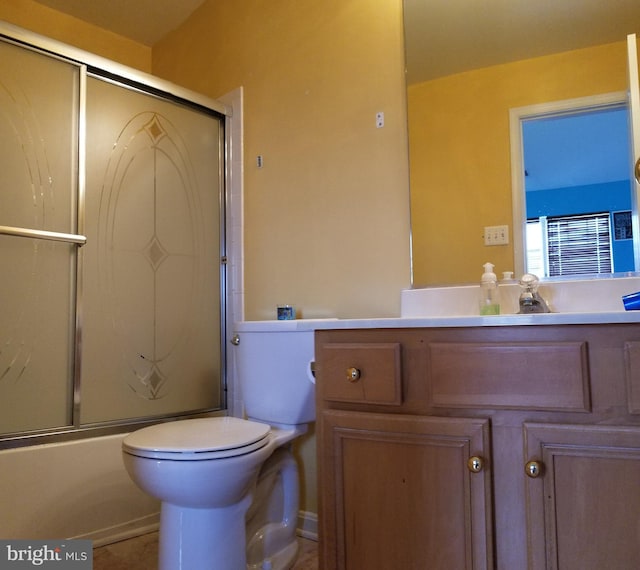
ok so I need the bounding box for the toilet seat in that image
[122,417,271,461]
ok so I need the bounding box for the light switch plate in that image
[484,225,509,246]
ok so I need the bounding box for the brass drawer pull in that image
[525,460,543,478]
[467,456,484,473]
[346,367,361,382]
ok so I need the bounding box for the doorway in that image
[510,93,634,277]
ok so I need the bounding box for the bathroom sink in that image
[401,275,640,318]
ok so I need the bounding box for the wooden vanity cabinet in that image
[320,410,493,570]
[524,423,640,569]
[315,325,640,570]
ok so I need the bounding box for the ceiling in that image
[31,1,640,80]
[32,0,206,46]
[524,107,630,192]
[404,0,640,84]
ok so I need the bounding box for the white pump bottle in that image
[479,262,501,315]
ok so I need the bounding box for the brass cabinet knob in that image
[525,460,543,478]
[467,456,484,473]
[346,367,361,382]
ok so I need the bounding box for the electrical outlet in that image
[376,112,384,128]
[484,225,509,246]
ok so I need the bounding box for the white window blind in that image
[525,219,546,277]
[527,213,612,277]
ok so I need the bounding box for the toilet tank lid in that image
[234,318,338,333]
[123,417,270,453]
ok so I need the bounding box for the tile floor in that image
[93,531,318,569]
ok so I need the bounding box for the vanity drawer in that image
[320,342,402,405]
[428,341,591,411]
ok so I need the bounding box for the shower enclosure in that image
[0,28,227,443]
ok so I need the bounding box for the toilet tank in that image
[234,321,318,426]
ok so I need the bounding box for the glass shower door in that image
[0,42,80,434]
[1,35,225,440]
[0,40,80,434]
[80,76,224,424]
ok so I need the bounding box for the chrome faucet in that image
[518,273,550,314]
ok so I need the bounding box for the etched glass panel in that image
[0,41,78,433]
[81,77,222,423]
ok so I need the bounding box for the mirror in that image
[404,0,640,286]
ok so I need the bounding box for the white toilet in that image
[122,324,316,570]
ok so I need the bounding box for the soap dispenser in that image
[479,262,500,315]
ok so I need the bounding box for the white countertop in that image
[233,276,640,332]
[234,311,640,332]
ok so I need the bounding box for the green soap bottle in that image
[479,262,501,315]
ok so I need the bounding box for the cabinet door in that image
[524,423,640,570]
[319,410,493,570]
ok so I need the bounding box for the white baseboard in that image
[73,513,160,548]
[296,510,318,541]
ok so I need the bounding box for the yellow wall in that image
[408,41,628,286]
[152,0,411,516]
[0,0,151,71]
[152,0,411,321]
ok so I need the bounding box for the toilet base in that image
[247,539,298,570]
[154,447,301,570]
[159,494,252,570]
[247,447,300,570]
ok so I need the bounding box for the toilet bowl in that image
[122,322,316,570]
